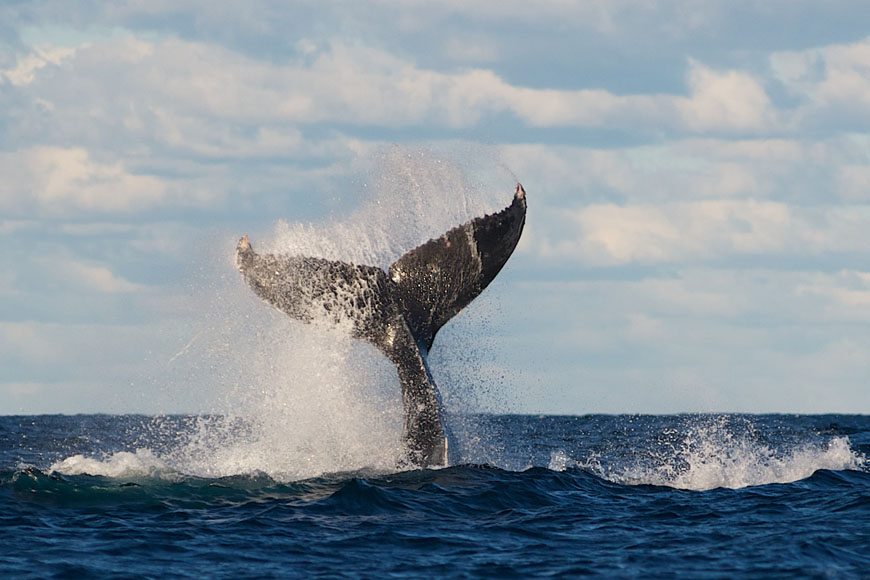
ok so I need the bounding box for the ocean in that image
[1,413,867,579]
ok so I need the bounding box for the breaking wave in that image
[550,415,866,491]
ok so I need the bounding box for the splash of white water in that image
[267,145,510,268]
[51,449,176,480]
[550,416,866,491]
[155,145,516,481]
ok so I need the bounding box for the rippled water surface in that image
[2,414,868,579]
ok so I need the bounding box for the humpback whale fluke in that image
[235,184,527,467]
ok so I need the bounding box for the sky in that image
[1,0,870,415]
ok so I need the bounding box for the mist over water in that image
[267,145,513,268]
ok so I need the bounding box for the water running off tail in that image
[235,184,527,467]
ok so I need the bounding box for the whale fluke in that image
[236,184,527,467]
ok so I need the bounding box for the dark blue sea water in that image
[1,414,868,579]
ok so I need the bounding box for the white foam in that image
[622,435,862,491]
[50,448,176,480]
[161,323,408,481]
[551,417,866,491]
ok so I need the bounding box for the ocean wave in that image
[549,416,866,491]
[49,448,181,481]
[3,414,868,580]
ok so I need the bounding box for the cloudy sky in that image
[2,0,870,415]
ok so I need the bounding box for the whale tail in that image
[236,184,527,467]
[388,183,526,352]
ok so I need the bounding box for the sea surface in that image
[1,413,868,579]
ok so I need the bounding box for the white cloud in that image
[149,108,305,158]
[0,220,41,235]
[3,9,870,416]
[771,36,870,126]
[528,200,870,266]
[797,270,870,313]
[502,268,870,412]
[8,34,779,138]
[501,142,767,204]
[371,0,701,37]
[0,45,75,85]
[502,134,870,211]
[30,147,166,210]
[680,60,776,132]
[450,60,775,133]
[0,146,242,216]
[0,147,167,214]
[0,322,58,363]
[60,260,147,293]
[836,165,870,201]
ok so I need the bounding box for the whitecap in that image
[49,448,178,480]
